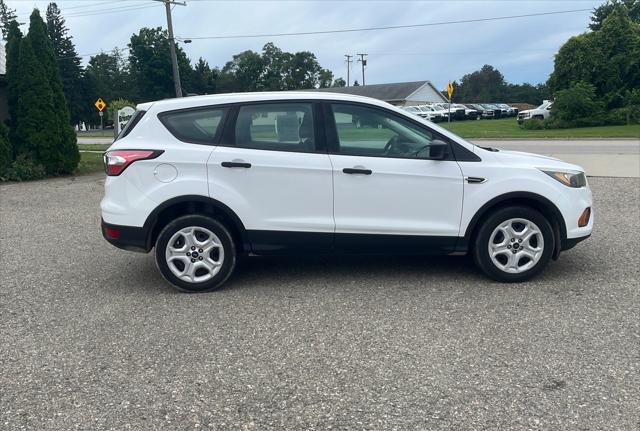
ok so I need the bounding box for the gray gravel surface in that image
[1,174,639,430]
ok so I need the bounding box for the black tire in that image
[473,206,555,283]
[155,215,237,292]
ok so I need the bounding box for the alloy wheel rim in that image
[488,218,544,274]
[165,226,224,283]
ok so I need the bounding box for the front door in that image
[325,102,464,252]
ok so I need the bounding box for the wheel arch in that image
[461,192,566,258]
[143,195,250,253]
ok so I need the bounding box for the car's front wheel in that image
[473,206,555,282]
[155,215,237,292]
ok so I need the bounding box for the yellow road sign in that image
[447,82,454,99]
[94,98,106,112]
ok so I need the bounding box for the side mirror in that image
[428,139,449,160]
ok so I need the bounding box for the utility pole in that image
[357,53,367,86]
[155,0,186,98]
[344,54,353,87]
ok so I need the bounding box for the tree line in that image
[453,0,639,129]
[450,65,550,105]
[3,2,344,129]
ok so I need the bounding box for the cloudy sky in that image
[10,0,604,89]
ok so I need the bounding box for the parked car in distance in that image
[518,100,553,124]
[433,103,466,121]
[101,92,593,292]
[451,103,480,120]
[421,104,450,121]
[401,106,433,121]
[493,103,518,117]
[482,104,505,119]
[415,105,446,122]
[465,104,495,119]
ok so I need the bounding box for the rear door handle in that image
[343,168,372,175]
[221,161,251,168]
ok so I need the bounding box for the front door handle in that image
[221,161,251,168]
[343,168,372,175]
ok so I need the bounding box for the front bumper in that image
[561,233,591,251]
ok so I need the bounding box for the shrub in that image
[0,123,11,176]
[520,118,546,130]
[2,155,46,182]
[551,82,605,123]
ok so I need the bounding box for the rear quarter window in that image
[159,107,227,144]
[116,109,146,141]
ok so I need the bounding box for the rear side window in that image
[116,109,146,141]
[234,103,315,153]
[160,107,226,144]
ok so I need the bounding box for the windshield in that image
[538,101,552,109]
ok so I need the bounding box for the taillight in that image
[103,150,163,176]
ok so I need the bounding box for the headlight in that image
[541,170,587,188]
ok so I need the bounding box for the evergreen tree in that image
[0,0,17,39]
[5,20,22,130]
[191,58,216,95]
[0,122,10,176]
[14,10,78,175]
[46,2,84,124]
[128,27,192,101]
[13,37,57,164]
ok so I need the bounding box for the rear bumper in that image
[101,219,151,253]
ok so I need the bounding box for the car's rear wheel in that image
[473,206,555,282]
[155,215,236,292]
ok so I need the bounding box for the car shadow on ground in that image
[121,248,596,295]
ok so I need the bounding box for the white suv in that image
[101,92,593,292]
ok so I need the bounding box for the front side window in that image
[330,103,437,159]
[235,103,315,152]
[160,107,226,144]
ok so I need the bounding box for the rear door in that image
[207,101,334,253]
[325,102,464,252]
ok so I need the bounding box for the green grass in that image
[76,151,104,175]
[440,118,640,138]
[78,143,111,151]
[77,130,114,138]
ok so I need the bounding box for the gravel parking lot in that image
[1,174,638,430]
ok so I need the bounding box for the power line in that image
[16,1,144,17]
[178,8,591,40]
[369,48,560,56]
[64,4,163,18]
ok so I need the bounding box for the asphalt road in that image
[470,139,640,178]
[1,174,639,430]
